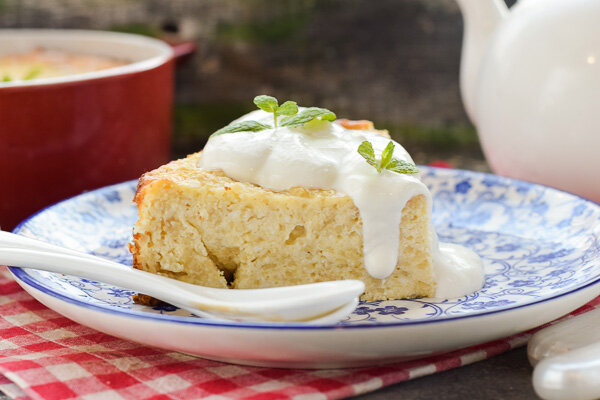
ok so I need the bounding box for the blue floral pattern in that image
[10,167,600,326]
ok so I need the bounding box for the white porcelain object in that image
[528,309,600,366]
[533,342,600,400]
[0,232,364,324]
[456,0,600,202]
[529,309,600,399]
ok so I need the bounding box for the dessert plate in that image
[8,168,600,368]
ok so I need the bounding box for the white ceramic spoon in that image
[0,231,364,324]
[529,309,600,400]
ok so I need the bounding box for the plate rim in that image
[9,168,600,331]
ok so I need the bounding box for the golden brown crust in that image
[132,293,167,306]
[134,119,384,206]
[336,119,390,138]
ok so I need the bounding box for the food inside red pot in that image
[0,30,175,230]
[0,47,128,82]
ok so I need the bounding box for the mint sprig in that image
[358,141,419,175]
[253,95,299,128]
[211,95,335,137]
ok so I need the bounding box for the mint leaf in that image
[387,158,420,174]
[211,120,271,137]
[357,141,380,172]
[211,95,335,138]
[358,140,419,175]
[280,107,336,127]
[277,101,298,117]
[254,95,300,127]
[380,141,394,170]
[253,95,278,113]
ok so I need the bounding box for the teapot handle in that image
[455,0,508,125]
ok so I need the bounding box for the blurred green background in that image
[0,0,507,170]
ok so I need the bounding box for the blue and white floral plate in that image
[9,167,600,368]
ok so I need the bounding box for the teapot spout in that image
[456,0,508,125]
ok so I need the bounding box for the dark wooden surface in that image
[355,346,538,399]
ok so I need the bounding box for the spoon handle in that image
[0,231,100,260]
[0,231,214,306]
[0,247,224,309]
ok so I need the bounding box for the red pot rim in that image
[0,29,174,88]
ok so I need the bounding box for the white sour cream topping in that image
[199,110,484,298]
[431,232,484,298]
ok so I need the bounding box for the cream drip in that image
[199,110,484,298]
[431,230,485,298]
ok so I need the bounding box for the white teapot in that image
[456,0,600,202]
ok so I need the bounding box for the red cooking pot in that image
[0,29,181,230]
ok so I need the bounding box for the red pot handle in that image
[164,40,196,65]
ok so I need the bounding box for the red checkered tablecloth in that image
[0,266,597,400]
